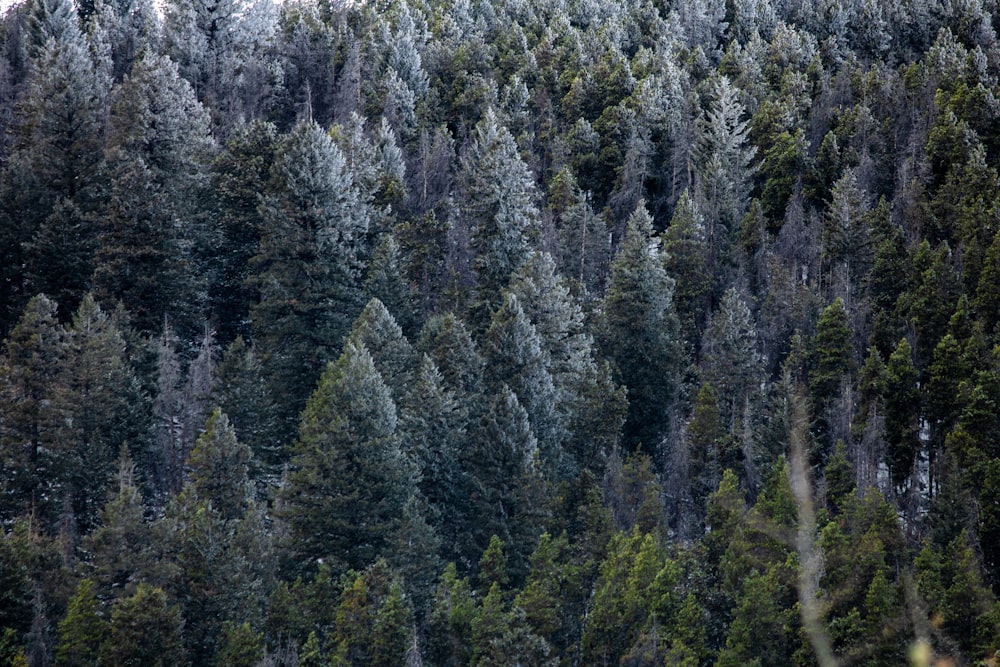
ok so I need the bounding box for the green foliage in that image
[97,583,186,667]
[0,295,66,526]
[55,579,105,667]
[8,5,1000,667]
[884,338,921,488]
[215,622,264,667]
[188,408,252,521]
[213,336,283,481]
[346,297,417,407]
[716,568,796,667]
[426,563,476,667]
[462,109,541,303]
[211,120,280,344]
[916,531,1000,659]
[599,203,685,450]
[278,341,411,578]
[662,189,711,347]
[251,119,369,430]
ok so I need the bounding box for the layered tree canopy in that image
[3,0,1000,664]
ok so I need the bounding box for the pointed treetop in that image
[187,407,253,521]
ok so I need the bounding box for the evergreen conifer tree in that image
[599,202,685,451]
[277,341,411,578]
[251,120,369,431]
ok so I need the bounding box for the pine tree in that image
[82,449,153,601]
[599,203,685,451]
[345,297,417,407]
[810,297,855,457]
[884,338,920,489]
[89,0,159,83]
[426,563,476,667]
[93,51,216,338]
[466,386,545,580]
[210,120,280,344]
[188,408,252,521]
[213,336,283,481]
[701,288,763,436]
[0,531,34,652]
[250,120,369,432]
[716,568,795,667]
[461,108,541,305]
[550,169,612,294]
[0,294,67,529]
[399,355,471,565]
[416,313,487,417]
[52,293,146,532]
[97,584,186,667]
[582,529,665,665]
[822,168,871,284]
[11,21,106,316]
[508,252,626,476]
[694,75,756,276]
[54,579,106,667]
[215,622,264,667]
[482,293,564,475]
[662,190,712,349]
[277,341,411,578]
[364,235,421,340]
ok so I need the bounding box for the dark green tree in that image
[416,313,488,419]
[210,120,280,344]
[250,120,369,432]
[213,336,283,482]
[93,51,216,338]
[884,338,921,489]
[399,355,471,565]
[662,189,712,348]
[461,108,541,306]
[482,293,564,475]
[81,449,154,602]
[54,294,145,532]
[13,26,107,317]
[345,297,417,407]
[0,295,67,529]
[215,622,264,667]
[466,386,546,581]
[187,408,252,521]
[54,579,105,667]
[599,203,685,451]
[364,234,422,340]
[810,297,855,456]
[97,583,186,667]
[277,341,411,578]
[426,563,476,667]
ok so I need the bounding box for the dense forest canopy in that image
[3,0,1000,664]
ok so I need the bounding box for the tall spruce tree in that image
[250,119,369,433]
[51,293,146,532]
[211,119,280,344]
[344,297,417,407]
[662,190,712,350]
[460,108,541,309]
[12,19,106,317]
[0,295,67,529]
[482,293,564,476]
[599,203,685,451]
[92,52,216,338]
[277,340,411,579]
[399,354,471,567]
